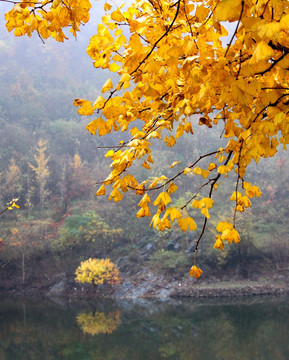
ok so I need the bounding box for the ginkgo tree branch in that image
[255,52,288,76]
[14,0,287,278]
[246,92,289,130]
[193,151,233,253]
[0,198,20,216]
[136,150,219,192]
[180,179,214,210]
[233,172,241,227]
[130,0,181,75]
[0,0,42,4]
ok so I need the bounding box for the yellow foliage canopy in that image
[75,258,120,285]
[5,0,289,278]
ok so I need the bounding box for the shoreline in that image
[2,275,288,300]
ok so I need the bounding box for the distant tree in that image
[29,140,50,212]
[75,258,120,286]
[69,153,93,199]
[4,158,23,201]
[2,0,289,277]
[57,153,94,214]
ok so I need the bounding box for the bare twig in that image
[255,52,288,76]
[224,0,244,57]
[193,151,233,252]
[130,0,181,75]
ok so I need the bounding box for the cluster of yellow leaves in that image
[76,311,121,335]
[75,258,120,285]
[7,0,289,278]
[214,222,241,251]
[5,0,92,41]
[192,197,214,219]
[6,198,20,211]
[230,182,262,212]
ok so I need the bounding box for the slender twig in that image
[147,150,219,191]
[182,0,199,50]
[130,0,181,75]
[181,179,214,210]
[255,52,288,76]
[224,0,244,57]
[260,0,270,19]
[245,93,289,130]
[193,151,233,252]
[233,172,241,227]
[182,0,193,34]
[0,207,9,217]
[261,87,289,90]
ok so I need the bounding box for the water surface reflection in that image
[0,296,288,360]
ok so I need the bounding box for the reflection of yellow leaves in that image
[77,311,121,335]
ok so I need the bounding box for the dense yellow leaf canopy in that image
[4,0,289,277]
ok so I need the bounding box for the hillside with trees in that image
[0,0,288,297]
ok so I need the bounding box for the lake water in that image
[0,296,288,360]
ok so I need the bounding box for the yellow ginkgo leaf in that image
[120,73,131,82]
[250,41,275,63]
[208,163,217,171]
[105,149,114,158]
[104,2,112,11]
[109,62,121,72]
[96,184,106,196]
[170,161,180,168]
[230,191,242,201]
[153,192,170,206]
[213,235,224,251]
[101,78,113,93]
[136,203,151,218]
[164,207,182,222]
[177,217,197,232]
[167,183,178,194]
[86,119,98,135]
[190,265,203,279]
